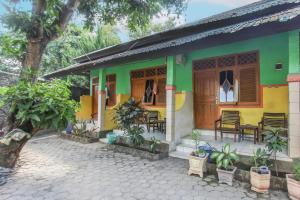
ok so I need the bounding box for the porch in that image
[168,130,292,162]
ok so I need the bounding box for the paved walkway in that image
[0,135,288,200]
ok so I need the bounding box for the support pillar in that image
[166,56,176,150]
[287,30,300,158]
[97,69,106,130]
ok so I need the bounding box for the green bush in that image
[127,126,144,147]
[113,98,144,132]
[0,80,79,134]
[211,144,239,170]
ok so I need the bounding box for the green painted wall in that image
[90,31,292,93]
[176,31,290,91]
[91,58,166,94]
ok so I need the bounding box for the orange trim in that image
[287,74,300,82]
[261,84,288,88]
[166,85,176,90]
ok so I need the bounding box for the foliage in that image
[113,98,144,133]
[129,17,177,40]
[0,79,79,134]
[72,121,98,138]
[149,136,161,153]
[127,126,145,147]
[192,149,206,158]
[191,129,201,150]
[264,127,288,176]
[1,0,186,80]
[294,162,300,181]
[0,32,27,62]
[39,24,121,87]
[211,144,239,171]
[250,148,271,168]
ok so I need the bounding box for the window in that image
[131,66,166,106]
[219,70,234,103]
[106,74,116,106]
[193,51,259,105]
[217,52,259,105]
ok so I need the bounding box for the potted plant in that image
[287,162,300,200]
[264,127,288,176]
[188,130,208,178]
[211,144,239,186]
[250,148,271,193]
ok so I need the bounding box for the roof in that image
[44,0,300,78]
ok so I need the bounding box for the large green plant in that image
[0,80,79,134]
[127,126,145,147]
[113,98,144,132]
[250,148,271,168]
[264,127,288,176]
[211,144,239,171]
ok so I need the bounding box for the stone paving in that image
[0,135,289,200]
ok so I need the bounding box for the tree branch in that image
[49,0,80,41]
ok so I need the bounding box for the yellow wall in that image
[76,95,92,120]
[222,85,288,125]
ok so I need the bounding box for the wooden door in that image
[193,69,217,129]
[131,79,145,102]
[92,85,98,119]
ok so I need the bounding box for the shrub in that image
[113,98,144,132]
[127,126,144,147]
[0,80,79,134]
[149,136,161,153]
[211,144,239,170]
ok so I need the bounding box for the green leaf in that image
[216,153,225,163]
[222,158,229,169]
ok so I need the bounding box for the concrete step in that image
[175,143,194,154]
[169,151,189,160]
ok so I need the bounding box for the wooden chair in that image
[145,111,159,132]
[258,112,287,141]
[215,111,240,142]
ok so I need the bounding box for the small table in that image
[239,124,259,144]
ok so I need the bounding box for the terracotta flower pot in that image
[217,167,237,186]
[287,174,300,200]
[188,154,208,178]
[250,167,271,193]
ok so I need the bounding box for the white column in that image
[288,77,300,158]
[97,90,106,131]
[166,86,176,150]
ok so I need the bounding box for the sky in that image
[0,0,260,42]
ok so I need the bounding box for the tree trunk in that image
[21,39,47,81]
[0,137,30,168]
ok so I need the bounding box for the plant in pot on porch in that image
[287,162,300,200]
[211,144,239,186]
[188,130,208,178]
[250,148,271,193]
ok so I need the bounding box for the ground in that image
[0,135,288,200]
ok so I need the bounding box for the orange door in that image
[92,85,98,119]
[193,69,217,129]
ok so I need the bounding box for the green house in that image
[46,1,300,159]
